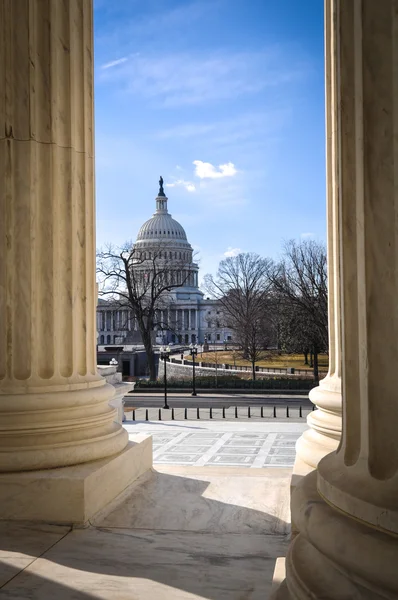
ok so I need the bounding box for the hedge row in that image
[135,376,316,391]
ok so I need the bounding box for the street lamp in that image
[160,346,171,409]
[190,344,198,396]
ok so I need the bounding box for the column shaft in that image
[295,0,342,471]
[318,0,398,534]
[277,2,398,598]
[0,0,127,472]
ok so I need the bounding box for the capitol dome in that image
[134,177,191,249]
[136,211,188,243]
[132,176,200,295]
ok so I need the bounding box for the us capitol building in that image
[97,178,232,350]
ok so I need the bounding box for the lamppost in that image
[160,346,171,409]
[232,348,236,369]
[213,340,218,388]
[190,344,198,396]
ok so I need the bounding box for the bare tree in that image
[204,253,272,380]
[97,241,192,381]
[268,239,328,381]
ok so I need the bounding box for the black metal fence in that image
[125,404,315,422]
[170,357,325,377]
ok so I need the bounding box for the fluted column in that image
[277,2,398,598]
[294,0,342,472]
[318,0,398,535]
[0,0,128,472]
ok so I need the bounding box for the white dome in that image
[132,179,201,295]
[135,184,192,249]
[136,212,188,243]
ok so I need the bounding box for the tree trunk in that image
[313,348,319,383]
[304,350,309,365]
[310,351,313,368]
[141,329,156,381]
[252,361,256,381]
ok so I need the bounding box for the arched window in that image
[106,335,111,344]
[100,335,104,344]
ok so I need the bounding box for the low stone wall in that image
[158,360,310,380]
[97,365,134,423]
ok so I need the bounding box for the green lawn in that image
[185,350,328,371]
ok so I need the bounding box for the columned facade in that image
[277,1,398,597]
[0,0,151,523]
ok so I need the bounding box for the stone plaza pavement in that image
[0,422,307,599]
[124,421,308,469]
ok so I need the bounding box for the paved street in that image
[125,421,307,468]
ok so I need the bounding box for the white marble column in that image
[188,309,191,331]
[0,0,128,473]
[294,0,342,473]
[318,0,398,537]
[277,2,398,597]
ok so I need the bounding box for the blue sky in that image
[94,0,326,282]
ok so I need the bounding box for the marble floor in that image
[0,463,292,599]
[124,421,307,468]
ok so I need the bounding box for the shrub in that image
[134,376,315,390]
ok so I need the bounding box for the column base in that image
[274,470,398,600]
[0,435,152,525]
[290,456,316,537]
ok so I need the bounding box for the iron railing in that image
[125,404,315,422]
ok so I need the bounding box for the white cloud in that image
[101,57,128,70]
[301,232,315,239]
[224,247,242,258]
[166,179,196,192]
[193,160,237,179]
